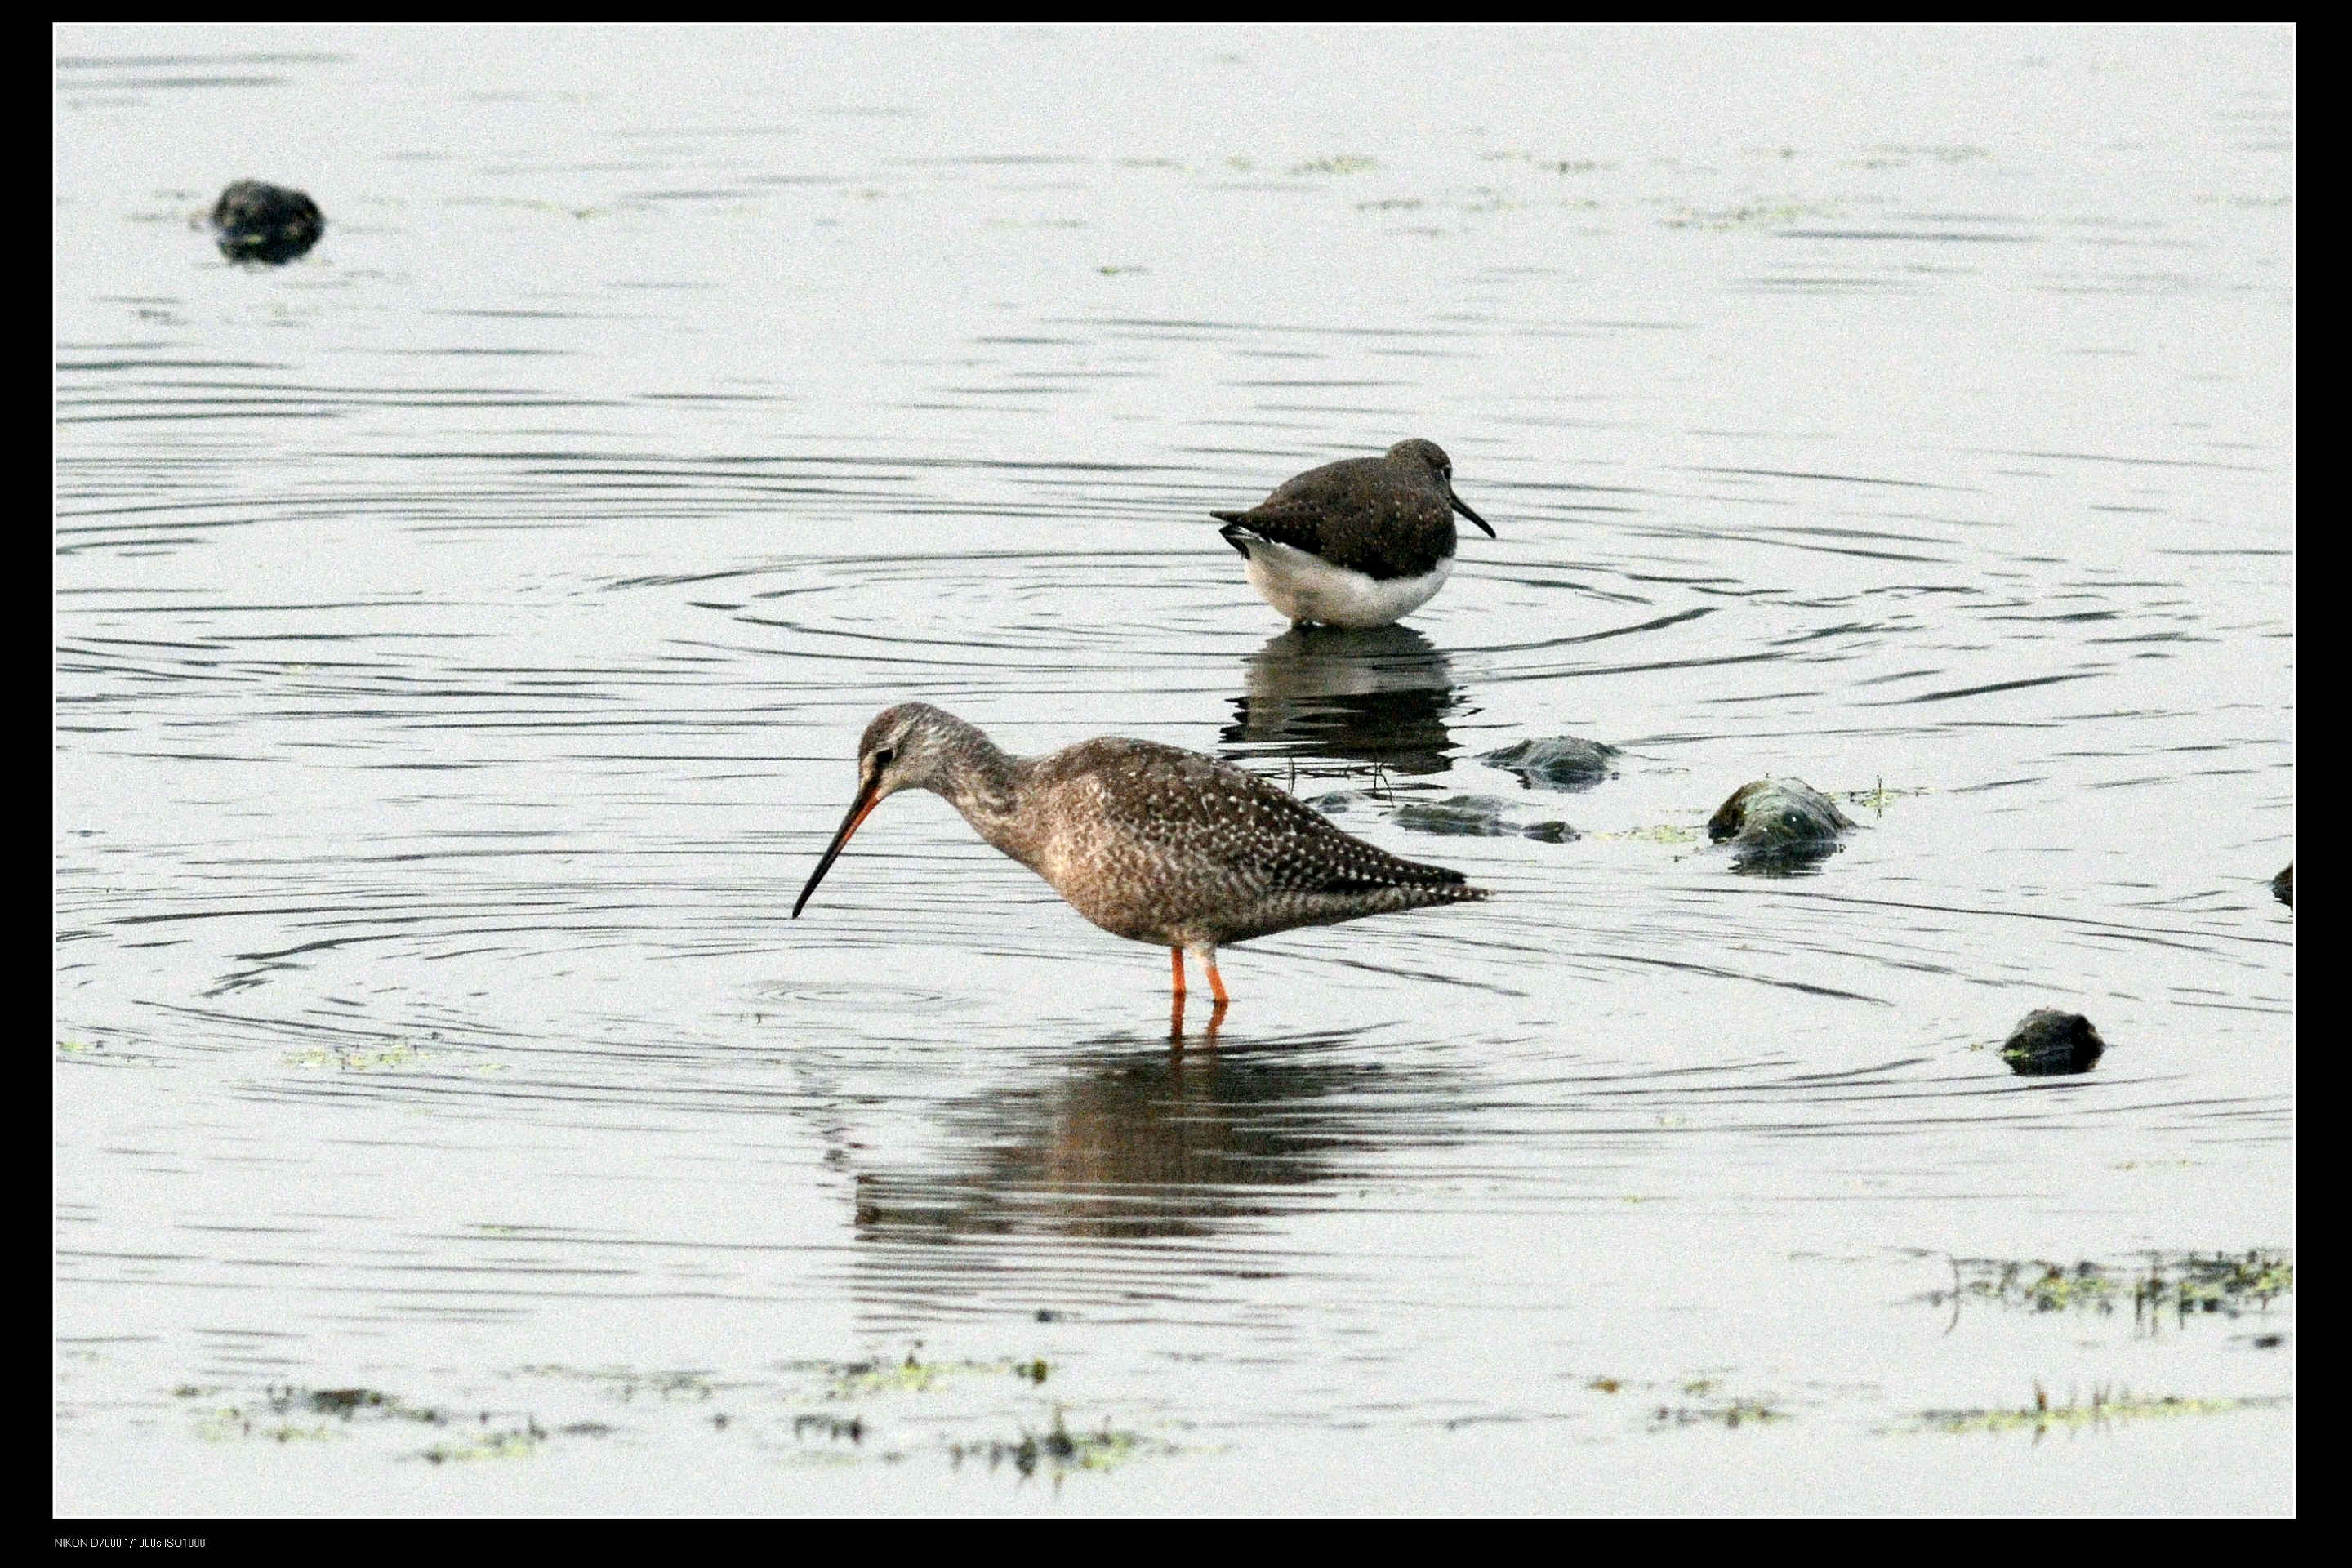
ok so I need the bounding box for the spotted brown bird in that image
[794,704,1490,1003]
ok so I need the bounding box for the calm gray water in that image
[56,24,2294,1515]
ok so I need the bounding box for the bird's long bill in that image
[792,776,883,918]
[1450,491,1498,538]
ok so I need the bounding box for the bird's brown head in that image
[792,703,967,918]
[1388,438,1495,538]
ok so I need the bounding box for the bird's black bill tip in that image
[794,781,882,919]
[1451,494,1497,538]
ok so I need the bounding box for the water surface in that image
[56,23,2294,1514]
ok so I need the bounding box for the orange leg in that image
[1205,950,1229,1006]
[1169,947,1187,998]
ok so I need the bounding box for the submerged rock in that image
[2273,863,2293,908]
[1392,793,1576,843]
[1708,777,1855,844]
[2000,1009,2107,1076]
[210,180,323,265]
[1479,735,1620,791]
[1706,777,1855,873]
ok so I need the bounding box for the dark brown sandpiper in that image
[793,703,1490,1007]
[1214,438,1497,628]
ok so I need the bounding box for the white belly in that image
[1239,539,1454,628]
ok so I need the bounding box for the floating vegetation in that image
[1290,155,1378,176]
[792,1413,865,1445]
[180,1383,547,1461]
[1650,1396,1786,1431]
[948,1410,1168,1477]
[1357,198,1425,212]
[194,1410,336,1445]
[1598,823,1707,845]
[1921,1251,2293,1325]
[420,1422,543,1464]
[441,194,607,220]
[1455,187,1519,214]
[1897,1383,2288,1437]
[1851,144,1989,167]
[1842,779,1926,814]
[59,1036,163,1066]
[172,1358,1141,1476]
[1480,151,1613,173]
[811,1353,1040,1399]
[1634,1376,1789,1430]
[1096,264,1147,276]
[284,1041,438,1071]
[514,1364,719,1401]
[1662,200,1841,230]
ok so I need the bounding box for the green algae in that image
[1650,1396,1788,1431]
[419,1424,544,1463]
[514,1364,720,1401]
[284,1040,439,1071]
[810,1353,1048,1399]
[1924,1250,2293,1324]
[180,1382,546,1462]
[1663,199,1842,230]
[948,1409,1169,1477]
[1897,1385,2289,1437]
[1598,823,1707,844]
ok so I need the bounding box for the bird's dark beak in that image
[1450,491,1497,538]
[793,773,884,918]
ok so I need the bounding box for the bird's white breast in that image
[1239,538,1453,628]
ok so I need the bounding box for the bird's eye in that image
[873,746,898,769]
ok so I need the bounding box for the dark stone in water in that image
[1480,735,1620,791]
[1708,778,1855,844]
[2273,862,2292,908]
[1392,793,1575,842]
[211,180,323,264]
[2000,1009,2107,1076]
[1706,777,1855,874]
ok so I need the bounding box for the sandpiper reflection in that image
[1221,624,1463,776]
[852,1041,1396,1244]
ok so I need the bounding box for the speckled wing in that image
[1034,740,1482,947]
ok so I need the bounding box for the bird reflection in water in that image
[1169,983,1226,1047]
[851,1040,1396,1244]
[1221,624,1463,779]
